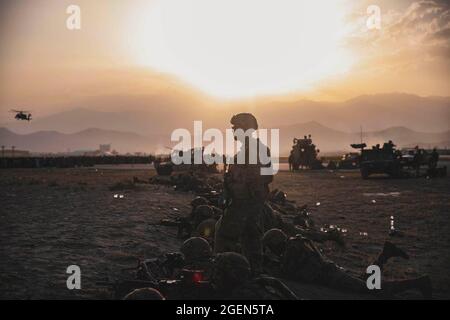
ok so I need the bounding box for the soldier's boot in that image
[362,241,410,280]
[370,242,409,275]
[380,241,409,261]
[383,275,432,299]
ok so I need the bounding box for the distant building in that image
[72,144,113,156]
[99,144,111,153]
[83,150,102,157]
[68,149,96,156]
[0,148,30,157]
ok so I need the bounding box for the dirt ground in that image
[0,167,449,299]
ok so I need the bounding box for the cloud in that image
[312,1,450,99]
[389,1,450,46]
[347,1,450,72]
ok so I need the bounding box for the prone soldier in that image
[262,229,432,298]
[100,237,215,299]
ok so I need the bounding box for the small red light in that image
[192,272,203,283]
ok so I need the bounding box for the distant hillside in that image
[277,122,449,154]
[0,127,165,153]
[1,123,448,154]
[257,93,450,133]
[2,93,449,136]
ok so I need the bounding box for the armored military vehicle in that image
[288,135,323,170]
[353,141,446,179]
[351,142,405,179]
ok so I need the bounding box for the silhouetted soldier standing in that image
[214,113,273,275]
[430,148,439,169]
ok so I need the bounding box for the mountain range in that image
[1,122,448,155]
[2,93,449,135]
[0,93,448,154]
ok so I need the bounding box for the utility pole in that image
[12,146,15,158]
[1,145,4,158]
[360,125,363,144]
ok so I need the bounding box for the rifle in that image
[158,269,214,299]
[97,279,158,299]
[196,190,223,209]
[149,217,193,238]
[97,269,214,300]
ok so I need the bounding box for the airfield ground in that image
[0,167,449,299]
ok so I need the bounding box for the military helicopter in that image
[10,109,32,121]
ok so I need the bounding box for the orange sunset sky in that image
[0,0,449,119]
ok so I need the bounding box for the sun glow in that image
[127,0,354,99]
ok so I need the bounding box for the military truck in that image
[351,142,404,179]
[154,148,219,176]
[338,152,360,169]
[359,149,403,179]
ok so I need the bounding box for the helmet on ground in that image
[212,252,251,293]
[123,287,165,300]
[271,189,287,203]
[193,205,215,226]
[262,228,288,257]
[190,196,209,208]
[195,218,217,240]
[180,237,212,262]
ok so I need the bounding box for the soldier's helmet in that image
[262,228,288,257]
[190,196,209,208]
[193,205,215,226]
[180,237,212,262]
[195,218,217,240]
[270,189,287,204]
[123,287,165,300]
[230,113,258,131]
[212,252,251,293]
